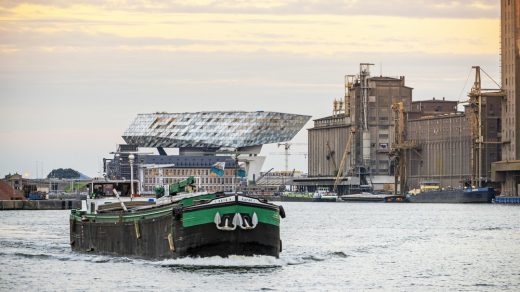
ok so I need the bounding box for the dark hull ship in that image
[70,177,285,259]
[406,181,495,203]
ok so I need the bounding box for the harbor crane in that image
[333,128,356,193]
[325,141,338,174]
[274,142,307,171]
[390,102,417,195]
[329,74,356,187]
[466,66,506,188]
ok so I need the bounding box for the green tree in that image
[47,168,81,179]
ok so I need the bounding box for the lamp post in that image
[234,154,238,194]
[115,154,121,180]
[129,154,135,196]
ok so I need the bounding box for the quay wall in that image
[0,200,81,210]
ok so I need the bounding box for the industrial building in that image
[104,144,138,180]
[302,60,503,195]
[491,0,520,196]
[408,98,458,120]
[299,64,413,194]
[407,95,502,189]
[105,111,310,194]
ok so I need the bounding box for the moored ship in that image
[406,181,495,203]
[312,188,338,202]
[69,177,285,259]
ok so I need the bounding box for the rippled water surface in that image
[1,203,519,291]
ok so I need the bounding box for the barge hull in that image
[407,189,495,203]
[70,211,173,258]
[174,222,280,258]
[70,202,281,258]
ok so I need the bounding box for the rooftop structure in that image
[408,98,458,120]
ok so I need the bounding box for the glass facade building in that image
[122,111,311,149]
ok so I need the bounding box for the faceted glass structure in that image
[123,111,311,148]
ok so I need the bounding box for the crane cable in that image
[480,67,501,89]
[457,67,474,105]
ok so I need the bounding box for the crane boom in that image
[391,102,406,195]
[461,66,504,188]
[277,142,307,171]
[333,128,356,192]
[326,141,338,173]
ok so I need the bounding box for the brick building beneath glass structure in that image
[106,111,310,194]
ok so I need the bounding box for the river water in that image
[1,203,519,291]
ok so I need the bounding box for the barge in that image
[70,177,285,258]
[406,181,495,203]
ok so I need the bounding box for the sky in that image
[0,0,501,178]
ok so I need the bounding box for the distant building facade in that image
[304,66,412,193]
[139,155,240,194]
[3,173,26,193]
[105,144,139,180]
[2,173,87,197]
[407,96,502,189]
[350,76,413,175]
[0,174,25,200]
[309,76,412,178]
[408,98,458,120]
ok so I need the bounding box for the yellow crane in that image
[344,75,356,117]
[325,141,338,174]
[466,66,506,188]
[330,75,357,193]
[390,102,416,195]
[333,128,356,193]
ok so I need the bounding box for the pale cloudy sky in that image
[0,0,500,178]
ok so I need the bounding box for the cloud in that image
[0,0,499,18]
[0,3,499,56]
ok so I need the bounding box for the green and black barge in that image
[69,177,285,259]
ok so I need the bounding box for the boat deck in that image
[341,193,406,202]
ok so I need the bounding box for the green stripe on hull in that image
[182,205,280,228]
[181,194,217,207]
[70,205,173,223]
